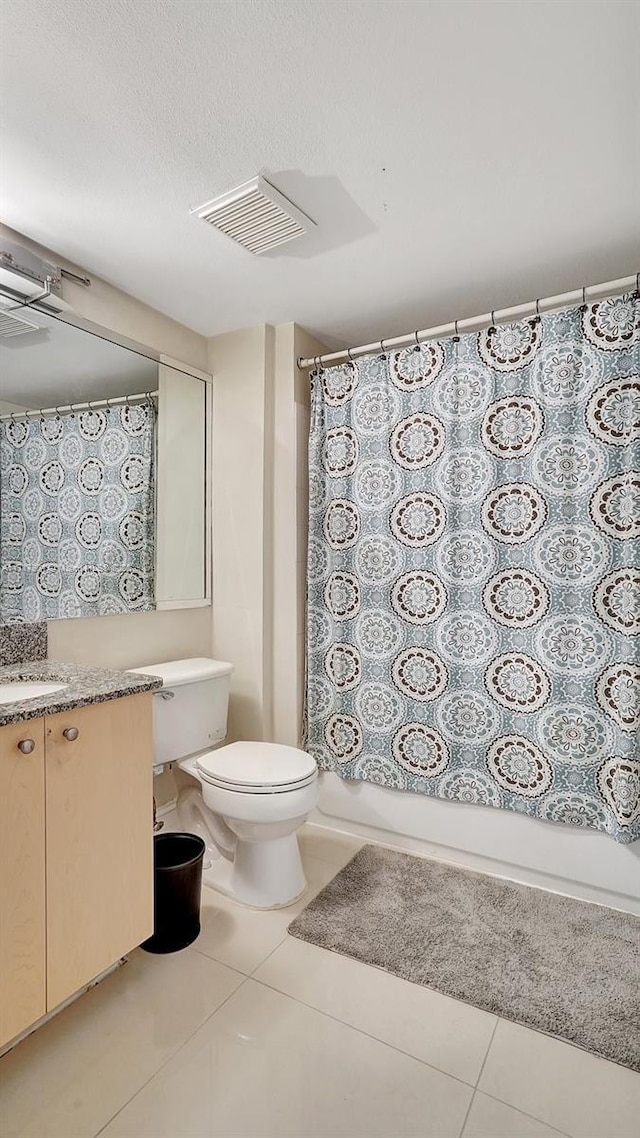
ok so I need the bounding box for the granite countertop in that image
[0,661,162,726]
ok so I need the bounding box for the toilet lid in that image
[196,741,317,791]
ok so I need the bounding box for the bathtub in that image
[312,771,640,915]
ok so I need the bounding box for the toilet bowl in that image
[132,659,318,910]
[177,741,318,908]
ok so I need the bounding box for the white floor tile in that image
[254,936,496,1085]
[463,1092,567,1137]
[100,980,472,1138]
[190,855,340,974]
[0,949,242,1138]
[479,1019,640,1138]
[298,823,364,867]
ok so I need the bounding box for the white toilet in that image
[133,658,318,909]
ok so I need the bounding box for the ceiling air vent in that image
[0,308,41,339]
[191,176,315,254]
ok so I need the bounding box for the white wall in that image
[0,400,28,414]
[208,325,275,743]
[0,223,213,669]
[207,322,325,751]
[271,324,327,746]
[155,363,209,608]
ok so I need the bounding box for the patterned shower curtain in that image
[305,293,639,843]
[0,403,155,620]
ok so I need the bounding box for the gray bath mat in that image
[289,844,640,1072]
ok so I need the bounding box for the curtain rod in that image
[297,273,639,371]
[0,390,158,423]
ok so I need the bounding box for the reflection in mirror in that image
[1,400,156,621]
[0,308,209,623]
[0,309,158,622]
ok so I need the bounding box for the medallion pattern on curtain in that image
[305,294,640,843]
[0,403,155,620]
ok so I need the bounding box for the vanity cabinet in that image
[0,693,153,1048]
[46,695,154,1009]
[0,719,46,1047]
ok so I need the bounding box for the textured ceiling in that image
[1,0,638,348]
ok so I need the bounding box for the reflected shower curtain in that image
[0,403,155,620]
[305,292,639,843]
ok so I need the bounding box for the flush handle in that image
[63,727,79,742]
[17,738,36,755]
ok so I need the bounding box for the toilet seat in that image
[196,740,317,795]
[199,769,318,794]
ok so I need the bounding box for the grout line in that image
[472,1020,572,1137]
[458,1088,477,1138]
[187,942,253,977]
[92,848,344,1134]
[163,857,338,979]
[474,1015,499,1088]
[478,1089,572,1137]
[93,973,250,1138]
[248,935,288,977]
[248,970,479,1092]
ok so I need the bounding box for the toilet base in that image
[176,755,317,910]
[201,832,308,909]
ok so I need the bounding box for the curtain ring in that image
[379,338,387,356]
[414,330,420,351]
[347,346,354,363]
[452,319,460,343]
[489,311,497,332]
[635,271,639,297]
[581,286,588,313]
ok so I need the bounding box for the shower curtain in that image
[305,292,639,843]
[0,402,155,620]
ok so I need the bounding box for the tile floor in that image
[1,823,638,1138]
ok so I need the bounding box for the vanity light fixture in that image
[190,175,315,254]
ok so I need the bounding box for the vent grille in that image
[0,309,41,339]
[191,176,315,254]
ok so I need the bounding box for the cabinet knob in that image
[63,727,79,742]
[17,738,36,755]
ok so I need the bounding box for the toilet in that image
[133,658,318,909]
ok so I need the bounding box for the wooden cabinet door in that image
[45,694,154,1010]
[0,718,46,1047]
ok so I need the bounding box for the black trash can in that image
[141,832,206,954]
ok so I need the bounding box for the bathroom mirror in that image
[0,307,211,622]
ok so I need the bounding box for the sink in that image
[0,682,67,704]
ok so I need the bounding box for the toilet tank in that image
[131,658,233,766]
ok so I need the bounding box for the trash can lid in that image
[153,832,206,869]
